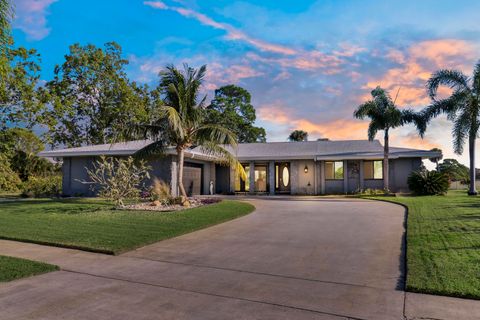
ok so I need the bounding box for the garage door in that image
[183,166,202,196]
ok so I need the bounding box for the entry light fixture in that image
[304,165,308,173]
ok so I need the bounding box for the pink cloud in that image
[144,1,296,55]
[258,104,369,140]
[364,39,477,106]
[13,0,57,40]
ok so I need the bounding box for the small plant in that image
[356,188,389,196]
[150,178,172,205]
[407,170,449,195]
[21,175,62,198]
[82,156,151,207]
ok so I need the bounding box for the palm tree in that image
[429,147,443,170]
[128,64,244,204]
[422,62,480,195]
[354,86,425,192]
[288,130,308,142]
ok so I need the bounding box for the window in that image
[364,160,383,179]
[325,161,344,180]
[254,164,268,192]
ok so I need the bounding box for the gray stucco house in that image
[40,139,440,196]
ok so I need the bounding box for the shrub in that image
[150,178,171,204]
[0,155,21,192]
[82,156,151,207]
[21,175,62,198]
[407,170,449,195]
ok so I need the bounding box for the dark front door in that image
[275,162,291,193]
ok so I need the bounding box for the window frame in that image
[325,161,344,180]
[363,160,383,180]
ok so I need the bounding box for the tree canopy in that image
[41,42,155,147]
[288,130,308,142]
[205,85,266,143]
[438,158,469,184]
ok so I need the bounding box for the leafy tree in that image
[0,0,12,55]
[0,153,21,192]
[354,86,425,192]
[42,42,154,147]
[422,61,480,195]
[83,156,151,207]
[438,158,469,184]
[0,127,44,158]
[0,45,43,129]
[288,130,308,142]
[126,64,244,204]
[206,85,266,143]
[0,128,57,181]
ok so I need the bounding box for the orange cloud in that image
[144,1,297,55]
[365,39,477,106]
[258,105,369,140]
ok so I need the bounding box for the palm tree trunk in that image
[468,135,477,195]
[383,128,390,192]
[177,147,188,199]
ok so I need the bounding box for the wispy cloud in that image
[13,0,57,40]
[144,1,297,55]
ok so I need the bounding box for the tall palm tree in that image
[129,64,244,204]
[422,62,480,195]
[354,86,425,192]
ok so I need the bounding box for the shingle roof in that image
[39,139,441,160]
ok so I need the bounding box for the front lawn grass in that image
[0,199,254,255]
[0,255,58,282]
[369,190,480,299]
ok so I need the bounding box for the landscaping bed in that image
[0,255,58,282]
[0,198,254,255]
[123,197,221,212]
[368,190,480,299]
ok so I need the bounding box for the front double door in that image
[275,162,291,193]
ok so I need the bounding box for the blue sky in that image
[12,0,480,166]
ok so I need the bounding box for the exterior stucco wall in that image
[390,158,422,192]
[364,179,384,190]
[325,180,344,194]
[62,156,97,196]
[295,160,315,195]
[62,155,215,197]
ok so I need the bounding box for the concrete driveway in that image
[1,198,479,319]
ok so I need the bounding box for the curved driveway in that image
[0,198,407,319]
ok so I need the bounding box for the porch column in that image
[170,159,178,197]
[249,161,255,194]
[359,160,364,190]
[343,160,348,194]
[320,161,325,194]
[269,161,275,195]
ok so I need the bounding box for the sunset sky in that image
[12,0,480,166]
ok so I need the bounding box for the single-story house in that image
[39,139,441,196]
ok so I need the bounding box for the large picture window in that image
[364,160,383,179]
[325,161,344,180]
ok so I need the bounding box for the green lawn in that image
[0,199,254,255]
[0,255,58,282]
[369,190,480,299]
